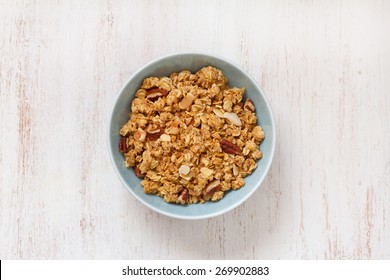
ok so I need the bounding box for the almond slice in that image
[223,112,242,126]
[178,164,190,175]
[213,108,225,118]
[160,134,171,142]
[179,93,195,110]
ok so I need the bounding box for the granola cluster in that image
[119,66,265,204]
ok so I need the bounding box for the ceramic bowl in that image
[108,53,275,219]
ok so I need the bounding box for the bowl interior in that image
[108,53,275,219]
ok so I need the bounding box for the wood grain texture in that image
[1,0,389,259]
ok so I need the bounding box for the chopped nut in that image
[184,117,194,126]
[179,93,195,109]
[146,128,164,141]
[204,179,221,195]
[160,134,171,142]
[118,137,129,153]
[134,128,146,142]
[223,112,242,126]
[220,139,241,155]
[177,188,188,204]
[200,167,213,177]
[133,165,144,178]
[178,164,190,175]
[244,98,255,112]
[146,88,168,101]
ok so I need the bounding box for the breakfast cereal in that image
[119,66,265,204]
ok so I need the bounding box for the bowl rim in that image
[107,52,276,220]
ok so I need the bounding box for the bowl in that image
[108,53,275,219]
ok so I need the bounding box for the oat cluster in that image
[119,66,265,204]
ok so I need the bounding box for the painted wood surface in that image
[1,0,389,259]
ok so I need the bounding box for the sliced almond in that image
[200,167,213,177]
[160,133,171,142]
[178,164,190,175]
[223,112,242,126]
[213,108,225,118]
[179,93,195,110]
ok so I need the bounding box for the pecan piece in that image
[220,139,241,155]
[133,165,144,178]
[146,128,164,141]
[146,88,168,101]
[244,98,255,112]
[177,188,189,204]
[118,137,130,153]
[204,180,221,196]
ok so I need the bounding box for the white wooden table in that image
[1,0,389,259]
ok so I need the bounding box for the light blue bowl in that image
[108,53,275,219]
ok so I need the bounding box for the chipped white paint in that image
[0,0,389,259]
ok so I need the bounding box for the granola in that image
[119,66,265,204]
